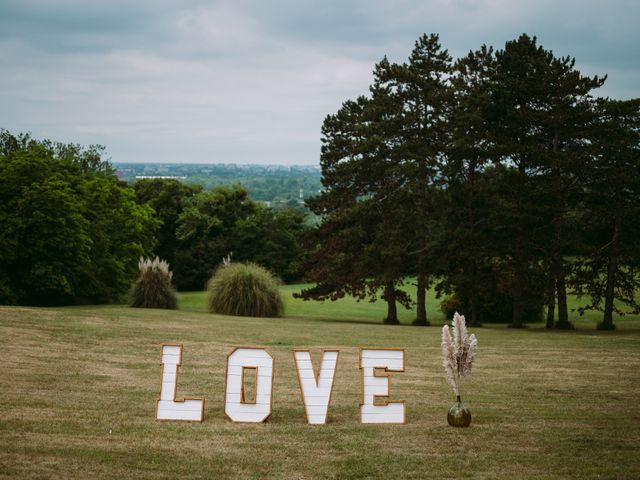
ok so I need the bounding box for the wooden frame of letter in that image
[293,349,340,425]
[224,347,274,423]
[155,343,205,422]
[359,348,406,424]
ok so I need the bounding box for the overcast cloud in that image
[1,0,638,165]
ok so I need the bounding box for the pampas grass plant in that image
[130,257,178,309]
[441,312,478,399]
[207,261,284,317]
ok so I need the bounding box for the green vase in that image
[447,396,471,427]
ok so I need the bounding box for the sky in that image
[1,1,639,165]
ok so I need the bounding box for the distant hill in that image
[115,163,322,211]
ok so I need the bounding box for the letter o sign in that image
[224,348,274,423]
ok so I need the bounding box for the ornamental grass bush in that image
[207,262,284,317]
[130,257,178,309]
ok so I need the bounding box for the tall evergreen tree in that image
[297,95,412,323]
[572,98,640,329]
[489,34,604,328]
[440,45,496,326]
[372,33,453,325]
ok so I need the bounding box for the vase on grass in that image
[441,313,477,428]
[447,395,471,427]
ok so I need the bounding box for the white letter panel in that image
[293,350,339,424]
[155,344,204,422]
[360,348,405,424]
[225,348,274,422]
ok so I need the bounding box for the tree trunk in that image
[549,129,572,329]
[469,293,481,327]
[552,213,570,329]
[414,155,430,327]
[555,270,572,329]
[600,213,621,331]
[511,271,525,328]
[601,257,617,331]
[545,274,555,329]
[466,160,481,328]
[383,281,399,325]
[414,273,429,325]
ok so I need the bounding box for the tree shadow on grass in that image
[285,315,439,327]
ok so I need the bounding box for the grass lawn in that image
[179,284,447,324]
[183,282,639,328]
[1,286,639,478]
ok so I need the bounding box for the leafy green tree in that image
[134,179,202,270]
[233,206,307,282]
[173,183,308,291]
[174,184,256,290]
[302,35,452,325]
[0,148,90,304]
[0,130,157,305]
[81,175,158,302]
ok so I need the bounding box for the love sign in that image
[155,344,406,424]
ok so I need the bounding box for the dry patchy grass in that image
[1,304,639,479]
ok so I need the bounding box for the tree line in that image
[297,33,640,330]
[134,178,306,290]
[0,132,307,305]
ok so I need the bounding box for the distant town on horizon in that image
[115,162,322,211]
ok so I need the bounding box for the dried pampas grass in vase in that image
[441,312,478,427]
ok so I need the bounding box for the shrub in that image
[130,257,178,309]
[441,291,543,324]
[207,262,284,317]
[440,294,465,321]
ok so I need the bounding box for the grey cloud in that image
[0,0,638,165]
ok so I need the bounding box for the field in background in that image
[179,284,444,324]
[180,283,640,329]
[1,289,639,478]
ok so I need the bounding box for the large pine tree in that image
[371,34,453,325]
[489,34,605,328]
[297,95,412,323]
[572,99,640,329]
[439,45,497,326]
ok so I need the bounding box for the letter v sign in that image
[293,350,340,424]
